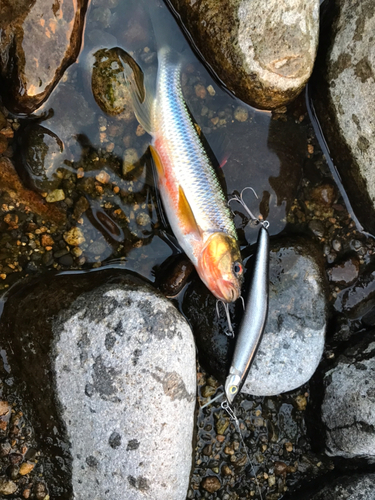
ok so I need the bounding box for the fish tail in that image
[142,0,188,56]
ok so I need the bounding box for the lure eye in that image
[233,262,243,276]
[229,386,238,395]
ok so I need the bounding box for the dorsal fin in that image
[178,185,200,237]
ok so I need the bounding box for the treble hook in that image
[216,300,235,337]
[228,187,269,228]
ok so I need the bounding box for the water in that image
[1,0,308,286]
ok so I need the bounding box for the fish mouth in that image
[217,280,240,303]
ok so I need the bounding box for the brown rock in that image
[41,234,54,248]
[169,0,319,108]
[0,401,10,417]
[201,476,221,493]
[0,158,66,225]
[0,0,89,113]
[19,462,35,475]
[0,136,8,154]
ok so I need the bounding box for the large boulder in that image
[321,334,375,459]
[169,0,319,108]
[0,270,196,499]
[312,0,375,234]
[0,0,89,113]
[183,237,327,395]
[292,473,375,500]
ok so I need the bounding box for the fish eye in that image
[233,262,243,276]
[230,386,238,394]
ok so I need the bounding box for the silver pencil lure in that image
[224,222,270,405]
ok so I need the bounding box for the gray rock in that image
[242,240,327,396]
[0,271,196,499]
[169,0,319,108]
[313,0,375,233]
[321,334,375,459]
[298,473,375,500]
[55,284,196,499]
[183,237,327,395]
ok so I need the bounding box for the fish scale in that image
[154,49,237,239]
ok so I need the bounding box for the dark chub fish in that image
[224,224,270,404]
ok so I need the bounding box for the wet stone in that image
[0,271,196,499]
[183,237,327,395]
[15,125,64,193]
[322,334,375,459]
[0,0,89,113]
[301,473,375,500]
[201,476,221,493]
[312,0,375,234]
[91,48,135,119]
[0,477,17,495]
[169,0,319,108]
[327,257,359,286]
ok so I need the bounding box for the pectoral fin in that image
[117,48,155,134]
[178,185,200,238]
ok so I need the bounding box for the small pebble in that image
[207,85,215,96]
[46,189,65,203]
[201,476,221,493]
[95,171,110,184]
[195,84,207,99]
[63,227,86,246]
[136,213,151,227]
[19,462,35,475]
[0,477,17,495]
[234,106,248,122]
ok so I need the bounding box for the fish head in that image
[224,368,242,405]
[198,233,243,302]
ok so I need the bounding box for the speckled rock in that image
[321,334,375,459]
[0,270,196,499]
[295,473,375,500]
[183,237,327,395]
[242,239,327,396]
[0,0,89,113]
[169,0,319,108]
[91,47,135,119]
[312,0,375,234]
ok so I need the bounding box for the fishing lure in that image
[224,221,269,404]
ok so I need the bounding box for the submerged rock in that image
[312,0,375,234]
[183,237,327,395]
[0,157,66,225]
[15,124,65,193]
[91,47,135,119]
[0,0,89,113]
[0,270,196,499]
[321,334,375,459]
[169,0,319,108]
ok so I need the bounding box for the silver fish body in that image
[153,49,238,253]
[122,44,244,302]
[225,225,270,404]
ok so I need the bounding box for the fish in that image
[224,224,270,404]
[120,46,243,302]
